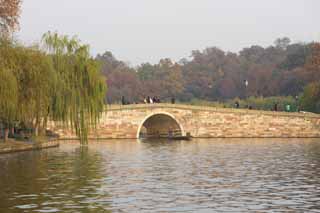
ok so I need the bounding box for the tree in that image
[300,82,320,113]
[137,63,155,81]
[15,47,56,136]
[0,0,22,36]
[306,43,320,71]
[136,59,184,100]
[274,37,291,50]
[279,43,311,70]
[42,31,107,144]
[106,68,141,103]
[97,37,317,103]
[0,67,18,141]
[158,59,184,99]
[0,38,57,138]
[97,51,140,103]
[0,38,20,142]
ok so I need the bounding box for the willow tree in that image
[0,68,18,141]
[0,39,18,141]
[0,38,57,138]
[14,47,56,136]
[42,32,106,144]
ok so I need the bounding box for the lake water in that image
[0,138,320,212]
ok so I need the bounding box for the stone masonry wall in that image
[48,104,320,139]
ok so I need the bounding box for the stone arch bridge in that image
[51,104,320,139]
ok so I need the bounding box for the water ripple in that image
[0,138,320,212]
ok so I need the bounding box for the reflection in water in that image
[0,144,110,212]
[0,138,320,212]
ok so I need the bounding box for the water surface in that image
[0,138,320,212]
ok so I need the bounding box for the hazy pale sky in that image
[18,0,320,65]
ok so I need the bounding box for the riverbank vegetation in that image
[0,37,107,144]
[0,36,106,144]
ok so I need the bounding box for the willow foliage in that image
[0,39,19,134]
[42,31,106,144]
[0,67,18,128]
[0,38,56,135]
[15,47,56,133]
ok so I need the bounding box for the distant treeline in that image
[96,37,320,113]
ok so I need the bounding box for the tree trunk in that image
[34,125,39,137]
[34,115,40,137]
[10,127,14,137]
[41,115,48,136]
[4,128,9,142]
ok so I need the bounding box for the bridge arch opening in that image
[137,113,184,139]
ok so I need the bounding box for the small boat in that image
[170,135,192,141]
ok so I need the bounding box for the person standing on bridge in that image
[235,101,240,108]
[286,104,291,112]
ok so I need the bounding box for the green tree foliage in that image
[300,82,320,113]
[17,47,56,135]
[139,58,183,99]
[42,31,106,144]
[0,39,57,137]
[299,43,320,113]
[0,34,106,144]
[0,67,18,141]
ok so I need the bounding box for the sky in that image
[18,0,320,66]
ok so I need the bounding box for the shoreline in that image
[0,139,59,154]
